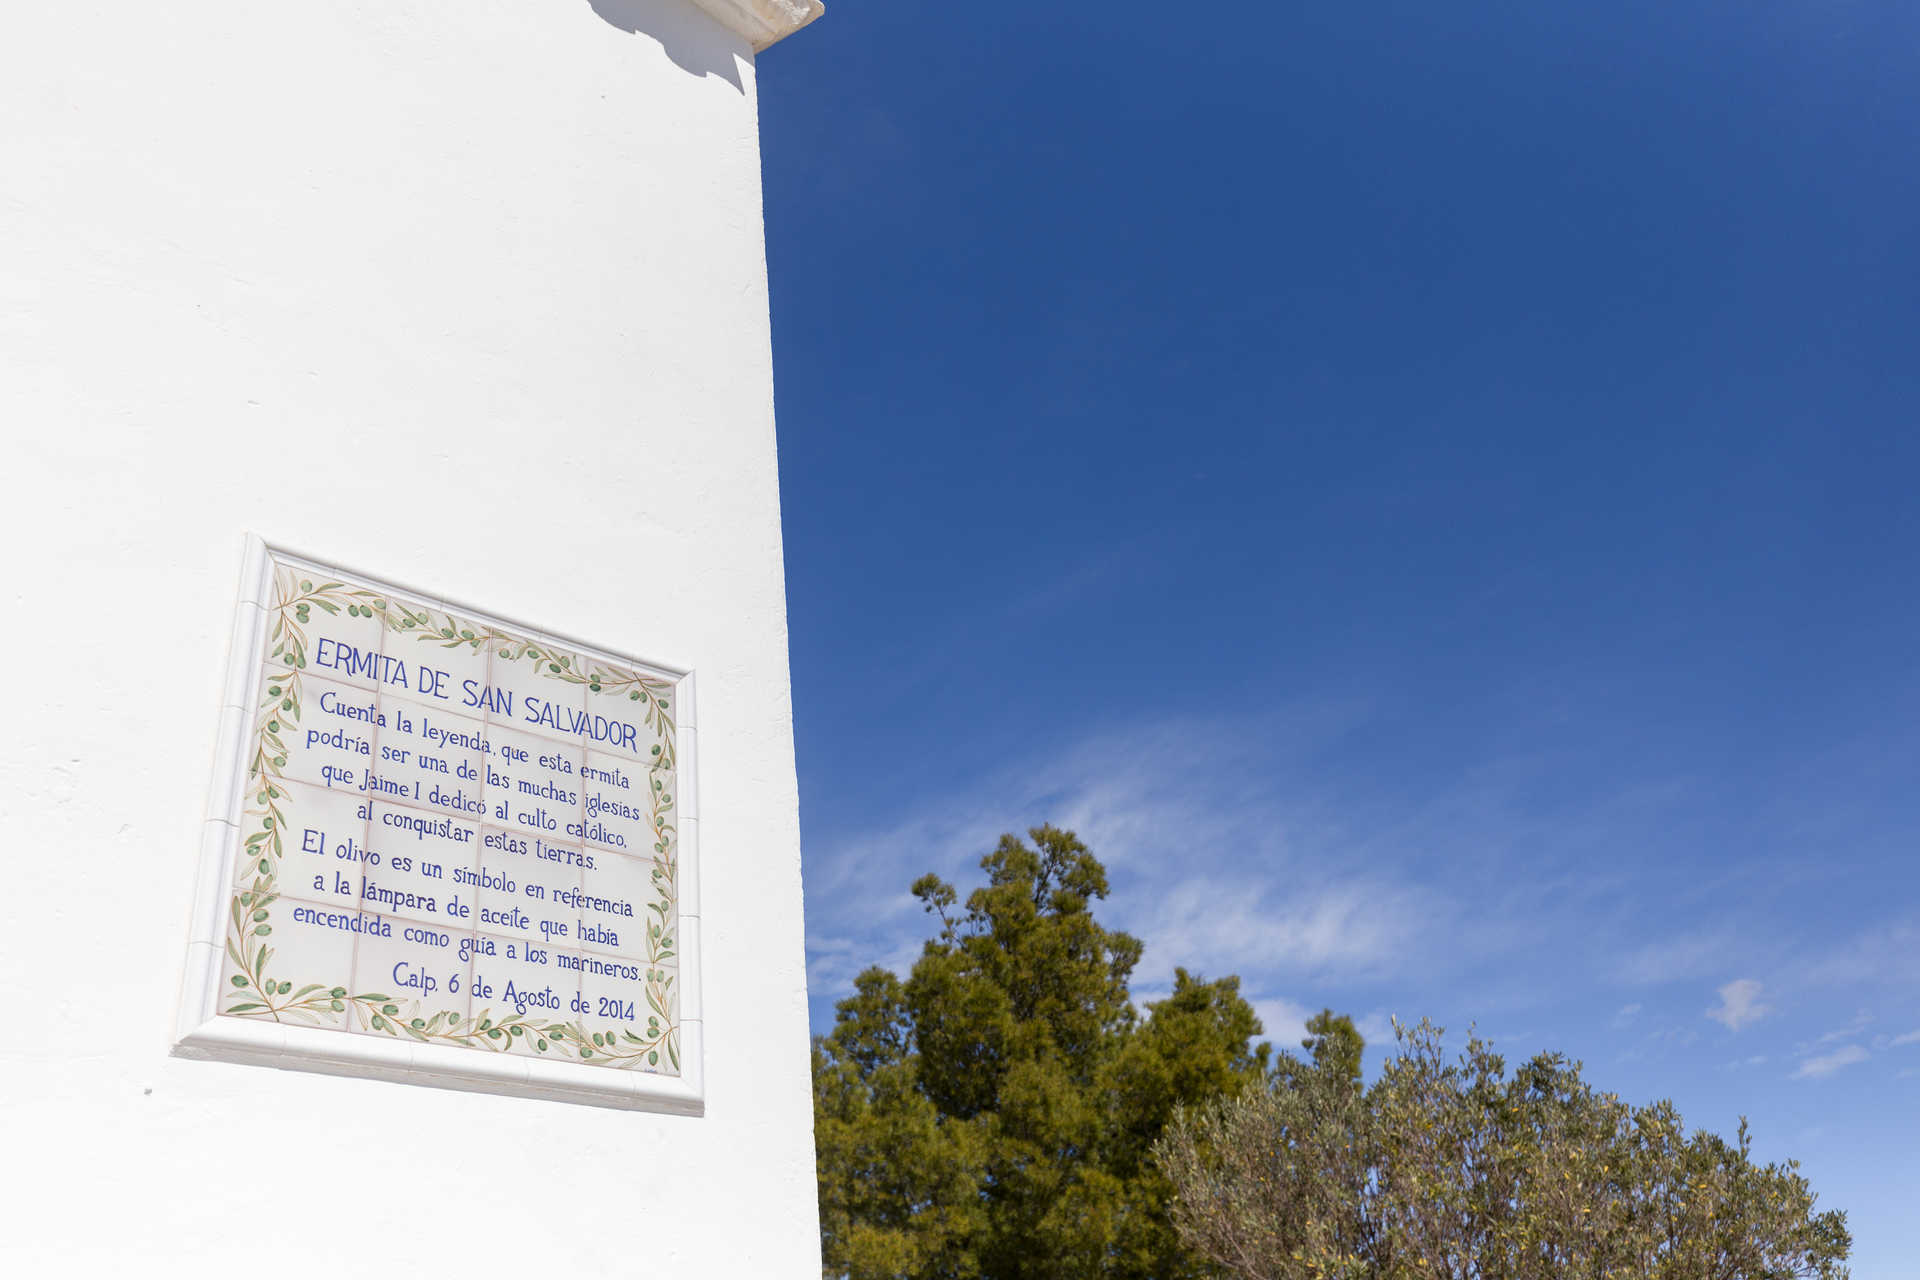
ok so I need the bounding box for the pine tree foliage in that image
[813,826,1270,1280]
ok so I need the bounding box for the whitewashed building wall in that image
[0,0,822,1272]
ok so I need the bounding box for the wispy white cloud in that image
[1621,932,1741,986]
[1249,996,1315,1049]
[1808,1010,1873,1047]
[1708,979,1771,1032]
[1356,1012,1399,1048]
[799,700,1915,1106]
[1804,917,1920,989]
[1123,871,1436,990]
[1794,1044,1868,1080]
[1891,1029,1920,1047]
[803,706,1459,1015]
[804,930,925,1000]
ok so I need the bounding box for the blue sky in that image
[757,2,1919,1271]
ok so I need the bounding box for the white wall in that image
[0,1,819,1272]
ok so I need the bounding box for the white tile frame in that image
[172,535,705,1116]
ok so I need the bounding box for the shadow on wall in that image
[586,0,748,92]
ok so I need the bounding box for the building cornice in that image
[689,0,823,51]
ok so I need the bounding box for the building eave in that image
[689,0,823,52]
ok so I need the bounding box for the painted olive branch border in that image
[221,564,682,1072]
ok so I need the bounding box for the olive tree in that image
[1157,1017,1850,1280]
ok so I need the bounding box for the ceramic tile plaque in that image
[174,541,703,1113]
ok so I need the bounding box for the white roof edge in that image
[688,0,824,52]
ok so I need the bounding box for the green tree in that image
[814,825,1270,1280]
[1157,1018,1852,1280]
